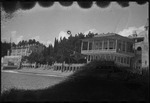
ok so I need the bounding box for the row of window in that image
[12,49,30,53]
[82,40,134,53]
[94,40,116,50]
[11,53,28,56]
[87,55,131,65]
[117,41,133,53]
[82,40,116,50]
[117,56,130,64]
[11,50,32,54]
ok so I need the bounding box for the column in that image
[21,49,23,55]
[125,42,127,52]
[90,55,91,61]
[102,40,104,50]
[7,50,10,56]
[87,41,89,50]
[121,41,123,51]
[115,39,117,50]
[87,55,89,63]
[81,42,83,51]
[92,40,94,50]
[107,40,109,50]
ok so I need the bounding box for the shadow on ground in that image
[1,60,149,102]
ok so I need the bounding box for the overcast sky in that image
[1,2,149,46]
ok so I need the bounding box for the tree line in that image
[1,32,98,65]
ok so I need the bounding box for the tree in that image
[27,52,38,63]
[1,41,11,58]
[54,38,58,55]
[85,31,95,38]
[31,52,45,64]
[22,56,28,62]
[28,39,32,45]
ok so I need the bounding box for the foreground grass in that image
[1,60,149,102]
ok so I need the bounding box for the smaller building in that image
[129,19,149,70]
[11,44,44,56]
[2,44,45,67]
[2,55,22,66]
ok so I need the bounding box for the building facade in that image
[2,44,45,66]
[11,44,44,56]
[129,19,149,69]
[81,19,149,70]
[81,33,135,67]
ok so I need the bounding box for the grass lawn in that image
[1,60,149,102]
[1,72,66,93]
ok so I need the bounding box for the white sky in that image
[1,2,149,46]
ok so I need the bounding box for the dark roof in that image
[94,33,116,37]
[81,33,134,42]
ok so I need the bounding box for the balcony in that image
[81,49,116,54]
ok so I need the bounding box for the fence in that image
[21,63,36,68]
[53,63,85,72]
[21,63,85,72]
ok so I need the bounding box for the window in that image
[145,61,147,65]
[121,57,123,63]
[99,41,102,50]
[88,55,90,61]
[103,40,108,49]
[138,60,141,63]
[124,57,126,64]
[89,42,92,50]
[94,41,99,50]
[127,57,130,64]
[91,56,93,61]
[122,41,126,52]
[137,47,142,51]
[118,40,121,51]
[82,41,88,50]
[109,40,115,49]
[127,42,133,53]
[136,38,144,42]
[95,56,97,60]
[126,42,130,52]
[129,44,133,53]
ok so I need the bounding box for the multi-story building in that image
[129,19,149,69]
[2,44,45,66]
[81,19,149,70]
[11,44,44,56]
[81,33,135,67]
